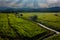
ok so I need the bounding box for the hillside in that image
[0,7,60,12]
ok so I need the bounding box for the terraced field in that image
[0,13,54,40]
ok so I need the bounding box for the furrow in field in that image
[7,14,25,40]
[0,14,18,40]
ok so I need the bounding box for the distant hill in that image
[47,7,60,12]
[0,7,60,12]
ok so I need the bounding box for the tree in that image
[20,14,23,16]
[30,15,38,21]
[54,13,58,16]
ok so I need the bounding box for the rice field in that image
[0,13,54,40]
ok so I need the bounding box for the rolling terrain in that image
[0,13,60,40]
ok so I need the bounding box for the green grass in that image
[0,13,53,40]
[0,36,9,40]
[22,13,60,31]
[0,37,4,40]
[8,14,49,37]
[44,34,60,40]
[0,13,59,40]
[0,14,18,38]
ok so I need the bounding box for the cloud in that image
[26,3,34,8]
[47,0,59,7]
[38,3,48,8]
[8,0,29,8]
[0,0,60,8]
[38,0,60,8]
[47,0,58,3]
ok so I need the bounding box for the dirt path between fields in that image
[16,16,60,40]
[37,23,60,34]
[20,17,60,34]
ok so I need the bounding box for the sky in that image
[0,0,60,8]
